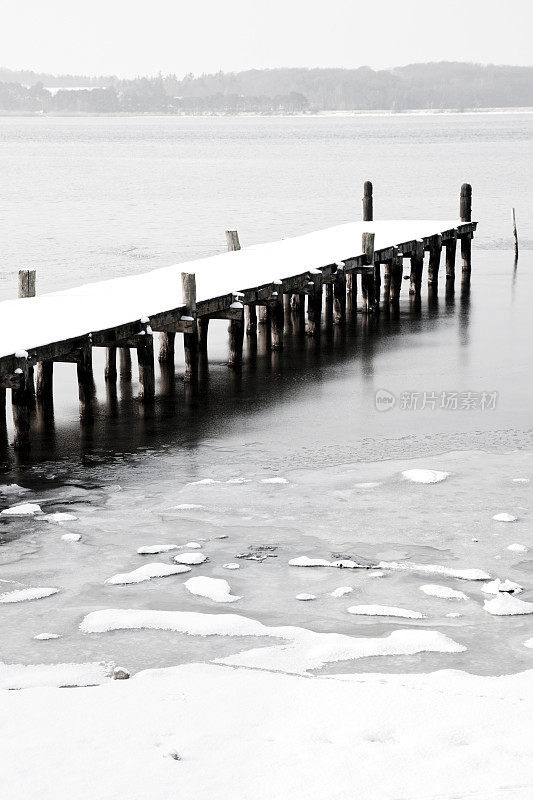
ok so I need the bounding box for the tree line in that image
[1,63,532,114]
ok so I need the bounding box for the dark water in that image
[0,114,532,677]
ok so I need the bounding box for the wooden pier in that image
[0,184,476,450]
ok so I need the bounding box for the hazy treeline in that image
[1,63,532,114]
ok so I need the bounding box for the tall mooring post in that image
[181,271,198,380]
[226,230,247,360]
[460,183,472,285]
[17,270,36,402]
[361,232,376,313]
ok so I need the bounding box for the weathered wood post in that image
[181,272,198,380]
[270,283,284,350]
[11,360,32,450]
[427,234,442,287]
[290,293,306,332]
[117,349,131,379]
[389,248,403,307]
[158,331,175,365]
[333,264,346,325]
[137,319,155,401]
[363,181,373,222]
[325,283,334,323]
[445,233,457,282]
[228,311,245,365]
[18,270,36,402]
[512,208,519,261]
[197,318,209,358]
[460,183,472,284]
[361,232,375,313]
[105,346,117,381]
[306,272,322,336]
[383,263,391,305]
[225,228,253,346]
[77,338,95,420]
[409,240,424,296]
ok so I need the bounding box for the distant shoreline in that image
[1,107,532,119]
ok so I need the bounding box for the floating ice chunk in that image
[173,552,207,565]
[137,544,178,555]
[289,557,331,568]
[105,563,191,585]
[481,578,523,595]
[223,563,240,570]
[446,612,461,618]
[347,604,424,619]
[226,477,252,484]
[525,638,533,649]
[186,542,202,549]
[0,660,109,690]
[61,533,81,542]
[330,586,354,597]
[184,576,242,603]
[0,587,59,603]
[296,593,316,601]
[368,570,385,578]
[0,484,29,495]
[419,584,469,600]
[355,482,380,489]
[378,561,491,581]
[484,594,533,616]
[261,477,289,484]
[42,512,78,523]
[512,478,530,483]
[402,469,449,484]
[33,633,61,640]
[493,513,517,522]
[187,479,220,486]
[1,502,42,516]
[330,559,368,569]
[172,503,205,510]
[508,543,528,553]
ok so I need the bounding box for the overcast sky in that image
[2,0,532,77]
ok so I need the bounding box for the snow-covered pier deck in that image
[0,183,477,449]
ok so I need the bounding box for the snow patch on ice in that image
[105,563,191,585]
[330,586,354,598]
[261,477,289,484]
[172,504,205,510]
[223,563,240,570]
[0,661,110,690]
[187,479,220,486]
[0,484,29,495]
[0,587,59,604]
[1,502,42,516]
[507,543,528,553]
[41,512,78,523]
[402,469,449,484]
[484,594,533,616]
[378,561,491,581]
[137,544,178,555]
[354,482,380,489]
[186,542,202,549]
[481,578,523,595]
[296,593,316,601]
[492,513,517,522]
[33,633,61,641]
[419,584,469,600]
[184,576,242,603]
[61,533,81,542]
[173,552,207,565]
[347,605,424,619]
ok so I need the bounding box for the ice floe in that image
[226,477,251,484]
[289,556,369,569]
[261,477,289,484]
[172,503,205,510]
[0,587,59,603]
[484,594,533,615]
[222,563,240,570]
[419,584,469,600]
[378,561,491,581]
[507,543,528,552]
[1,502,42,516]
[401,469,449,484]
[105,563,191,585]
[41,512,78,523]
[481,578,523,595]
[186,542,202,549]
[296,593,316,601]
[187,479,220,486]
[446,612,461,618]
[0,484,29,495]
[33,633,61,640]
[61,533,81,542]
[330,586,354,597]
[0,660,109,690]
[347,605,424,619]
[173,552,207,565]
[184,577,242,603]
[354,482,380,489]
[137,544,178,555]
[492,513,517,522]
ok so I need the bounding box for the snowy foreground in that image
[2,661,533,800]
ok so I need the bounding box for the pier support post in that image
[460,183,473,285]
[325,283,334,323]
[158,332,175,365]
[333,269,346,325]
[363,181,373,221]
[105,346,117,381]
[306,274,322,336]
[12,364,32,450]
[383,263,391,305]
[258,306,270,325]
[36,361,54,402]
[137,327,155,402]
[361,232,376,314]
[77,340,95,420]
[427,234,442,287]
[271,288,284,350]
[389,249,403,307]
[18,270,36,402]
[445,235,457,282]
[197,318,209,358]
[245,305,257,336]
[409,240,424,296]
[181,272,198,381]
[228,317,244,365]
[290,293,306,331]
[119,349,132,380]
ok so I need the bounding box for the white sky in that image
[2,0,532,77]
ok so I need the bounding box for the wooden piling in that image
[271,290,284,350]
[389,249,403,307]
[427,234,442,287]
[512,208,518,260]
[333,269,346,325]
[363,181,373,221]
[18,270,36,401]
[361,232,376,313]
[197,317,209,357]
[36,361,53,401]
[306,274,322,336]
[409,240,424,296]
[445,235,457,281]
[245,305,257,335]
[225,230,241,252]
[76,340,95,419]
[158,332,175,365]
[383,263,391,305]
[119,349,132,380]
[325,283,334,322]
[105,346,117,381]
[460,183,472,222]
[460,183,473,284]
[11,363,32,450]
[181,272,198,381]
[137,332,155,401]
[228,317,244,365]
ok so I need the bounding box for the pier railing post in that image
[17,270,36,403]
[181,272,198,381]
[363,181,373,222]
[460,183,473,285]
[361,232,375,313]
[225,230,246,362]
